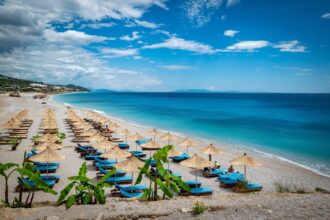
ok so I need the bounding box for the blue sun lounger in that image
[190,187,213,196]
[34,162,60,168]
[97,167,126,178]
[120,189,143,198]
[95,162,117,170]
[218,172,244,187]
[136,139,151,145]
[115,183,146,192]
[171,153,190,162]
[18,178,55,188]
[94,157,116,164]
[129,150,146,158]
[34,165,58,173]
[118,143,129,149]
[203,168,227,177]
[40,174,61,183]
[85,153,102,160]
[104,175,133,184]
[184,181,202,188]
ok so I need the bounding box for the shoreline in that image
[52,93,330,179]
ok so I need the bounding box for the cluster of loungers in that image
[16,150,62,191]
[0,110,33,145]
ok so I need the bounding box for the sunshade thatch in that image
[114,156,144,173]
[149,128,160,140]
[160,132,177,145]
[178,137,198,154]
[29,147,65,163]
[129,132,144,141]
[168,148,181,157]
[33,142,63,151]
[38,133,60,143]
[101,146,131,160]
[140,140,161,150]
[93,139,116,150]
[119,129,131,143]
[230,153,262,179]
[199,144,225,161]
[180,154,213,184]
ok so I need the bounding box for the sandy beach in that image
[0,93,329,219]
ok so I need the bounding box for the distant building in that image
[30,83,47,88]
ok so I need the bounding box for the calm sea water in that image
[54,92,330,176]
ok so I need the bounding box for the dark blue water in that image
[54,92,330,176]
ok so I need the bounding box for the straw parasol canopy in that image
[114,155,144,190]
[38,133,60,143]
[168,148,181,157]
[33,142,63,151]
[0,121,20,130]
[129,132,144,141]
[140,140,161,151]
[119,129,131,143]
[230,153,262,179]
[101,146,131,161]
[93,139,116,151]
[149,128,160,140]
[178,137,198,154]
[88,133,106,143]
[180,154,213,185]
[199,144,225,161]
[160,132,177,145]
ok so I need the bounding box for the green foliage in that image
[274,181,308,194]
[57,162,115,209]
[135,145,191,201]
[0,162,56,208]
[10,137,22,150]
[57,132,66,141]
[192,201,206,215]
[31,135,41,144]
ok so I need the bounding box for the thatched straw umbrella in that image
[180,154,213,186]
[33,142,63,151]
[230,153,262,179]
[149,128,160,140]
[141,140,161,157]
[178,137,198,154]
[199,144,225,161]
[129,132,144,150]
[160,132,177,145]
[119,129,131,143]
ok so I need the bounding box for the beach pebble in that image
[267,209,273,214]
[95,212,103,220]
[181,208,188,213]
[45,216,60,220]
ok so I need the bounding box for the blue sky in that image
[0,0,330,93]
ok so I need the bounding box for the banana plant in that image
[31,135,41,145]
[0,162,18,205]
[135,145,190,201]
[57,162,116,209]
[56,132,66,144]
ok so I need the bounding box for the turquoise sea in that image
[54,92,330,176]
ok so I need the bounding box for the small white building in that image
[30,83,47,88]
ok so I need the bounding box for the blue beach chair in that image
[171,153,190,162]
[104,175,133,184]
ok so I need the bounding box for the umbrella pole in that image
[209,154,211,161]
[244,165,246,180]
[195,161,198,188]
[186,146,188,154]
[131,172,134,193]
[153,135,155,141]
[125,136,127,144]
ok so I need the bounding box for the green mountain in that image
[0,74,90,92]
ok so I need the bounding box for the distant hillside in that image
[0,74,90,93]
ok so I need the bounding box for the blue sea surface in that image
[54,92,330,176]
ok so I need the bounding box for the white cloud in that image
[44,29,110,45]
[120,31,141,41]
[143,36,217,54]
[0,45,161,90]
[273,40,306,52]
[321,13,330,19]
[101,48,139,58]
[134,20,161,29]
[224,30,239,37]
[225,40,270,51]
[226,0,240,8]
[183,0,223,28]
[161,65,192,70]
[79,22,116,29]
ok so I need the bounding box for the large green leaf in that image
[23,162,35,172]
[78,162,87,177]
[16,168,47,188]
[68,175,90,182]
[94,186,105,204]
[57,181,76,204]
[142,188,152,199]
[82,193,92,205]
[156,179,173,198]
[65,195,76,209]
[172,176,191,192]
[0,163,17,176]
[169,181,180,193]
[135,158,151,185]
[97,167,116,185]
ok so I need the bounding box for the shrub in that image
[274,181,308,194]
[192,201,206,215]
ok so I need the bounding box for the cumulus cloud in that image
[225,40,270,51]
[226,0,240,8]
[161,65,192,70]
[120,31,141,41]
[321,13,330,19]
[0,45,160,90]
[101,48,139,58]
[143,36,217,54]
[126,20,162,29]
[79,22,116,29]
[224,30,239,37]
[44,29,110,45]
[183,0,223,28]
[273,40,306,52]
